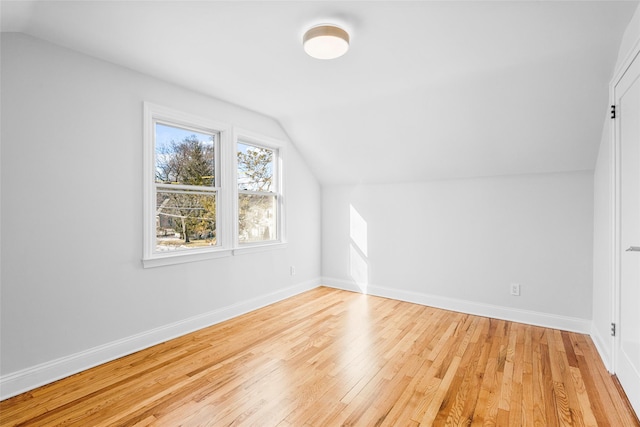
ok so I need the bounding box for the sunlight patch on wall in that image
[349,205,369,293]
[350,205,368,257]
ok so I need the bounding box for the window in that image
[155,123,219,252]
[143,103,285,267]
[237,141,279,244]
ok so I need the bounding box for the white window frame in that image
[233,129,286,255]
[143,103,233,268]
[143,104,287,267]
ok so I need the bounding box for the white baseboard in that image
[0,279,320,401]
[590,323,613,372]
[322,277,592,334]
[1,277,596,401]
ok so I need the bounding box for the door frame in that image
[610,38,640,376]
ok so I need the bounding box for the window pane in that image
[238,193,276,243]
[237,142,274,192]
[155,123,216,186]
[156,190,217,252]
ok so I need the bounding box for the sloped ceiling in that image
[2,1,637,184]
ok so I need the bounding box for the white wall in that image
[323,171,594,329]
[591,2,640,368]
[592,125,613,363]
[0,33,321,396]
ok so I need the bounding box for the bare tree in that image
[156,135,216,244]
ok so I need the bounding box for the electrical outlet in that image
[510,283,520,296]
[290,266,296,276]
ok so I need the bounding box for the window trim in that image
[143,102,233,268]
[233,128,286,250]
[142,104,287,268]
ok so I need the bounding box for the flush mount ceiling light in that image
[303,24,350,60]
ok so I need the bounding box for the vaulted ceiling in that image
[2,1,637,184]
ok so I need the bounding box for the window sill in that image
[233,242,288,256]
[142,242,288,267]
[142,248,232,268]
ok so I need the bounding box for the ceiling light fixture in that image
[303,24,350,60]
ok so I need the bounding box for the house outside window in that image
[237,141,279,243]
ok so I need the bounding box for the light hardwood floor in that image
[1,287,638,426]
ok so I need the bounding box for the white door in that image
[615,49,640,416]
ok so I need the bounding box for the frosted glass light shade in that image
[303,25,350,60]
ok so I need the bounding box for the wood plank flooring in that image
[1,287,638,426]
